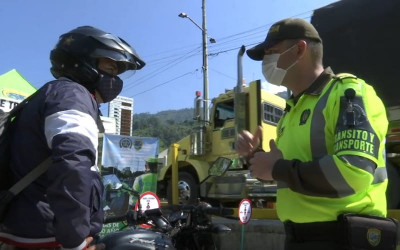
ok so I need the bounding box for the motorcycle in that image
[163,203,235,250]
[99,157,237,250]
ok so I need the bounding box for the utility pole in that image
[201,0,209,123]
[179,0,215,123]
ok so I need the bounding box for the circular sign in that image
[134,191,161,228]
[238,199,252,225]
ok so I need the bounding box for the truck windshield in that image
[214,100,234,128]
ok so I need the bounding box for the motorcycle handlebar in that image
[201,207,234,217]
[103,209,165,225]
[104,214,126,224]
[163,204,234,217]
[103,210,138,224]
[143,208,163,216]
[165,204,194,211]
[104,206,235,224]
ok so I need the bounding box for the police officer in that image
[0,26,145,250]
[236,18,390,249]
[133,157,158,196]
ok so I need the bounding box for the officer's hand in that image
[85,236,105,250]
[236,126,263,156]
[249,139,282,180]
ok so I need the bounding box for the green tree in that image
[132,108,195,151]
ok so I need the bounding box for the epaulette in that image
[335,73,357,80]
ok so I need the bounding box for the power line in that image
[145,46,202,66]
[122,46,202,93]
[132,70,198,97]
[122,8,321,98]
[208,42,259,57]
[209,68,236,81]
[131,46,201,84]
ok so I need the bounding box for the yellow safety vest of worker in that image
[133,157,158,196]
[133,172,157,195]
[275,72,388,223]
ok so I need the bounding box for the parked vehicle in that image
[157,47,286,207]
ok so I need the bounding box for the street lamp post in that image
[179,0,215,123]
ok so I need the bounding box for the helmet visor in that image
[92,48,138,73]
[118,68,136,81]
[92,35,145,70]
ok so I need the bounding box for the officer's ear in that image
[292,40,307,61]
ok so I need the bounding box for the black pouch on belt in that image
[338,213,399,249]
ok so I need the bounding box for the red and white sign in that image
[238,199,252,225]
[134,191,161,228]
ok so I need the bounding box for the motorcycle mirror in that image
[103,174,139,197]
[102,174,134,219]
[208,157,232,177]
[103,174,123,190]
[200,157,232,185]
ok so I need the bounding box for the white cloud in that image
[261,81,288,94]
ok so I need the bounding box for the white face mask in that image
[262,45,298,86]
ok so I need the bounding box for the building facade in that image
[108,96,134,136]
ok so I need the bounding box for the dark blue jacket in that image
[0,79,104,249]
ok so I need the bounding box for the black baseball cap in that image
[247,18,322,61]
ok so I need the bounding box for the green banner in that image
[99,221,128,238]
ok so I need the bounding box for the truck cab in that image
[157,80,286,206]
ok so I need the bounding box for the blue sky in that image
[0,0,338,115]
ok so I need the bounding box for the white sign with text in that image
[238,199,252,225]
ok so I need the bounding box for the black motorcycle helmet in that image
[50,26,145,94]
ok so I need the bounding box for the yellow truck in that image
[158,0,400,208]
[157,47,286,206]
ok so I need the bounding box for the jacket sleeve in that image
[273,78,388,198]
[43,83,104,249]
[272,156,376,198]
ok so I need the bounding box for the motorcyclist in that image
[0,26,145,250]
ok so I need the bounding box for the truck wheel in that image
[167,172,199,204]
[386,160,400,209]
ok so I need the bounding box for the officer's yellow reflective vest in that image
[275,74,388,223]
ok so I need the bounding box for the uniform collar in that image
[304,67,335,95]
[291,67,335,103]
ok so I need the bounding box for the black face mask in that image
[96,71,123,103]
